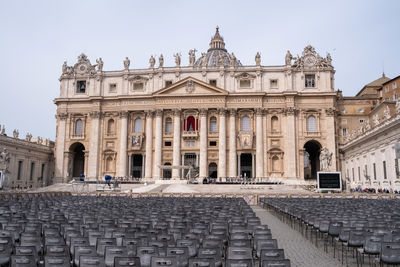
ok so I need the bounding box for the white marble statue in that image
[383,105,391,120]
[255,52,261,66]
[149,55,155,68]
[319,147,332,171]
[396,100,400,114]
[201,53,207,68]
[174,53,181,67]
[124,57,130,70]
[373,114,380,126]
[0,126,5,135]
[285,50,292,66]
[230,53,236,68]
[96,58,103,72]
[25,132,32,141]
[0,148,10,171]
[158,54,164,68]
[12,129,19,138]
[188,49,196,66]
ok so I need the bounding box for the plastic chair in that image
[10,255,36,267]
[136,246,159,267]
[225,259,253,267]
[380,242,400,266]
[260,249,285,261]
[114,257,141,267]
[44,255,71,267]
[105,246,129,267]
[74,246,97,267]
[151,257,178,267]
[261,259,291,267]
[188,258,216,267]
[79,255,106,267]
[167,247,189,267]
[226,247,252,260]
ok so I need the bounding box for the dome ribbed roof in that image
[194,27,242,68]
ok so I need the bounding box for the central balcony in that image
[182,131,199,140]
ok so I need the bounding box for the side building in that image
[54,28,338,183]
[0,128,54,189]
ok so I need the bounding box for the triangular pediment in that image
[153,77,228,97]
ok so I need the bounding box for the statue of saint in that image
[174,53,181,67]
[230,52,236,68]
[285,50,292,66]
[373,114,380,126]
[149,55,155,68]
[383,105,391,120]
[12,129,19,138]
[396,99,400,114]
[0,126,5,135]
[123,57,130,70]
[319,147,332,171]
[326,53,332,66]
[218,54,224,67]
[188,49,196,66]
[62,61,67,74]
[158,54,164,68]
[26,132,32,141]
[0,148,10,167]
[201,53,207,68]
[96,58,103,71]
[255,52,261,66]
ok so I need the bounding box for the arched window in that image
[271,116,279,132]
[186,116,196,131]
[106,156,114,172]
[209,116,217,133]
[107,119,115,134]
[241,116,250,131]
[134,118,143,133]
[75,119,83,135]
[307,115,317,132]
[165,117,172,134]
[272,156,280,172]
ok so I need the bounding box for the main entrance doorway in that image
[183,153,197,178]
[208,163,217,178]
[240,153,252,178]
[163,162,172,180]
[131,154,143,178]
[69,142,85,178]
[304,140,321,179]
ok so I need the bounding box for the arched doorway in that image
[69,142,85,178]
[303,140,321,179]
[163,162,172,180]
[208,163,217,178]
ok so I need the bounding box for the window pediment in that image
[235,72,256,80]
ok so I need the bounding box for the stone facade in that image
[54,28,338,183]
[0,127,54,189]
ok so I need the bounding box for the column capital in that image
[283,107,297,116]
[173,109,181,117]
[218,108,227,116]
[118,110,129,118]
[57,112,68,120]
[255,108,264,116]
[155,109,163,117]
[199,108,208,116]
[228,108,237,116]
[89,111,103,119]
[145,110,154,118]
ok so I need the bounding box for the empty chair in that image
[105,246,129,267]
[44,255,71,267]
[0,243,12,266]
[114,257,141,267]
[79,255,106,267]
[10,255,36,267]
[44,235,65,246]
[96,237,117,256]
[45,245,70,257]
[229,239,251,248]
[226,247,252,260]
[167,247,189,267]
[70,236,90,255]
[188,258,216,267]
[151,257,178,267]
[87,231,104,246]
[14,246,38,265]
[136,246,159,267]
[261,259,291,267]
[177,239,199,258]
[20,235,42,254]
[74,246,97,267]
[225,259,253,267]
[255,239,278,258]
[260,249,285,261]
[198,248,222,267]
[379,242,400,266]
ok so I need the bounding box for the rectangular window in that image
[133,82,144,91]
[270,79,278,88]
[358,166,361,181]
[394,94,398,100]
[165,81,172,87]
[305,75,315,88]
[346,169,349,180]
[373,163,376,180]
[342,128,347,136]
[393,82,397,89]
[30,162,35,181]
[164,141,172,147]
[383,161,387,179]
[17,161,23,180]
[209,79,217,86]
[364,165,368,179]
[76,80,86,93]
[352,168,355,181]
[41,164,45,180]
[109,83,117,92]
[385,86,389,92]
[209,141,217,146]
[239,79,251,88]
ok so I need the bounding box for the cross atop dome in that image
[209,26,227,52]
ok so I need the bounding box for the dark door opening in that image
[71,143,85,178]
[304,141,321,179]
[131,154,143,178]
[184,153,197,179]
[208,163,217,178]
[240,153,252,178]
[163,162,172,180]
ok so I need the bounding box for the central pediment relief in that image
[153,77,228,97]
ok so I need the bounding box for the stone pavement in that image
[253,206,359,267]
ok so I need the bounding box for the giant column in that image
[255,108,264,180]
[284,106,297,178]
[229,109,237,178]
[199,109,208,179]
[153,110,163,179]
[54,113,67,182]
[118,111,128,177]
[172,109,181,179]
[88,111,101,180]
[218,108,227,179]
[144,111,153,179]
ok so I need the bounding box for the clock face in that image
[304,56,315,67]
[77,64,88,73]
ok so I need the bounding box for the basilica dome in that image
[194,27,242,68]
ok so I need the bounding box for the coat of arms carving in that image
[238,132,253,149]
[186,80,195,93]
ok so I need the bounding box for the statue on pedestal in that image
[319,147,333,171]
[158,54,164,68]
[255,52,261,66]
[373,114,380,126]
[149,55,156,68]
[0,126,5,135]
[12,129,19,138]
[96,58,103,72]
[201,53,207,68]
[285,50,292,66]
[123,57,130,70]
[62,61,67,74]
[188,49,196,66]
[230,53,236,68]
[384,106,391,120]
[25,133,32,141]
[174,53,181,67]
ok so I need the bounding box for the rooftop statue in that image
[149,55,155,68]
[158,54,164,68]
[13,129,19,138]
[124,57,130,70]
[255,52,261,66]
[174,53,181,67]
[188,49,196,66]
[285,50,292,66]
[383,105,391,120]
[96,58,103,72]
[26,132,32,142]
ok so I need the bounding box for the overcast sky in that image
[0,0,399,140]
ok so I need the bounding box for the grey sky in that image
[0,0,399,140]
